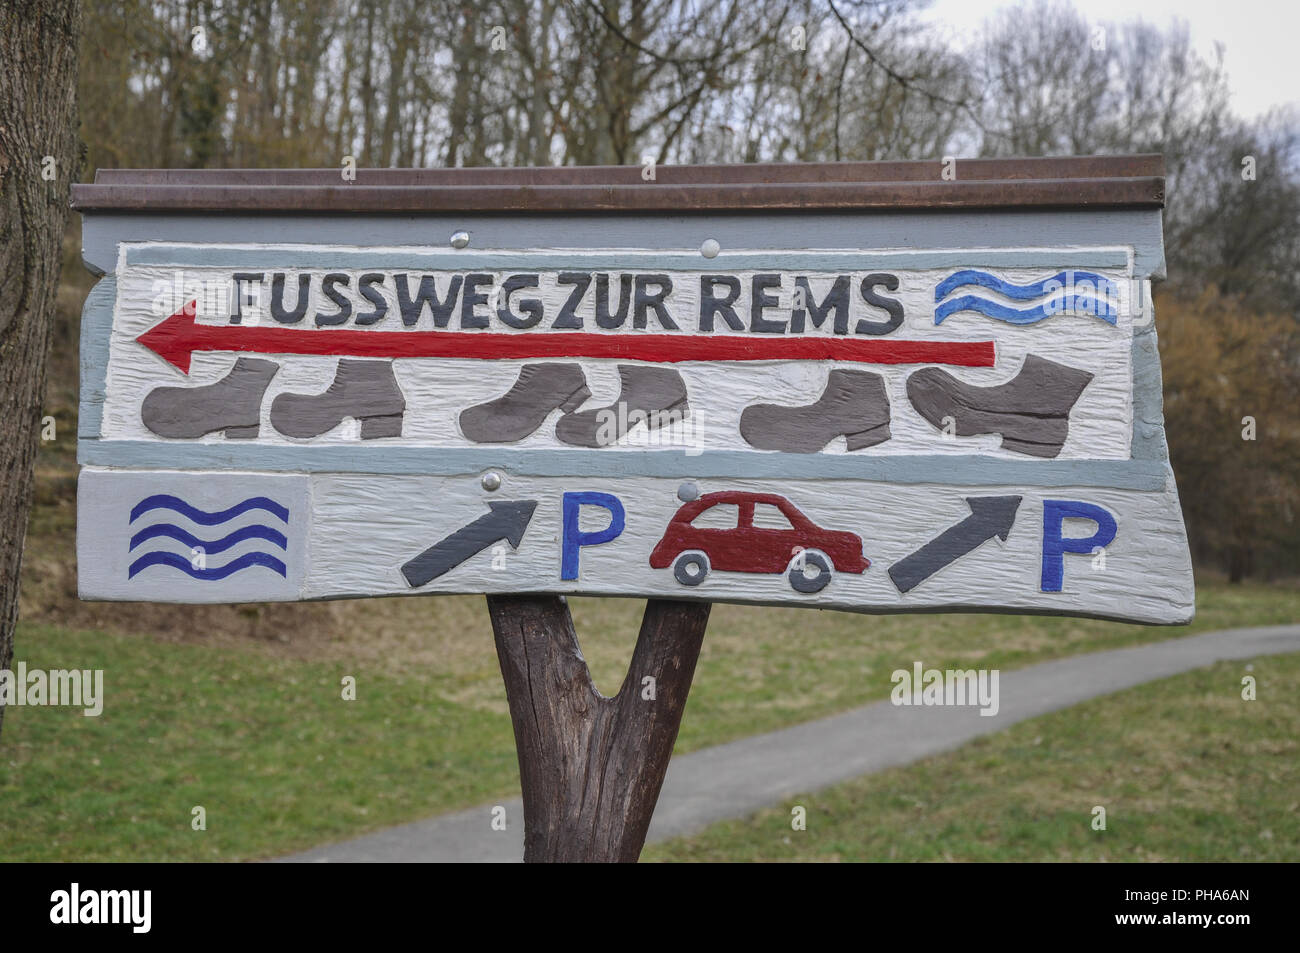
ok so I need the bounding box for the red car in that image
[649,491,869,593]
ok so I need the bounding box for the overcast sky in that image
[920,0,1299,120]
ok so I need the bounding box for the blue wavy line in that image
[127,550,288,580]
[935,293,1118,326]
[129,494,289,525]
[934,269,1117,301]
[129,523,288,554]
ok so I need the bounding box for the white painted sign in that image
[75,213,1193,623]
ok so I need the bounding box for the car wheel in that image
[673,551,710,587]
[788,549,832,593]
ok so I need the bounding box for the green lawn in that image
[623,581,1300,752]
[1,581,1297,861]
[0,624,517,861]
[644,651,1300,862]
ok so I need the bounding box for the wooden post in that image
[486,594,710,862]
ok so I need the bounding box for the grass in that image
[0,623,518,861]
[1,581,1297,861]
[643,651,1300,862]
[632,581,1300,752]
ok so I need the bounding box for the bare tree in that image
[1166,111,1300,311]
[0,0,83,737]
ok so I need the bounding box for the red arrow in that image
[138,301,997,374]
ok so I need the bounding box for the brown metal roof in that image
[71,155,1164,213]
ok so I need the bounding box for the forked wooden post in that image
[487,594,711,862]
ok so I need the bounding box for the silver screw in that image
[700,238,720,259]
[451,230,471,249]
[481,471,502,491]
[677,481,700,502]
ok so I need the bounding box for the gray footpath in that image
[276,624,1300,863]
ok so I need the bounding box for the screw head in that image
[450,230,471,249]
[677,481,700,502]
[481,471,502,491]
[700,238,720,259]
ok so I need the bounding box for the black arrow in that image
[401,500,538,588]
[888,496,1022,594]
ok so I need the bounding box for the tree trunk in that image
[487,595,710,862]
[0,0,82,737]
[444,8,477,167]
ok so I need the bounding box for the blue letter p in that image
[1041,499,1117,592]
[561,492,626,580]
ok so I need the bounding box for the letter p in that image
[1041,499,1117,591]
[561,492,625,580]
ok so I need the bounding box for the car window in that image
[690,503,740,529]
[753,503,795,531]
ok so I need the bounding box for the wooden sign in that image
[71,159,1192,623]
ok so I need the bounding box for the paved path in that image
[277,624,1300,863]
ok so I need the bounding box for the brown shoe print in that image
[906,353,1094,458]
[740,368,891,453]
[141,357,280,439]
[270,359,406,439]
[459,363,591,443]
[554,365,689,448]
